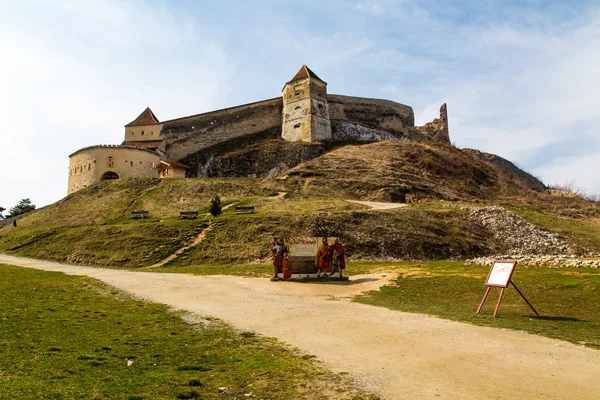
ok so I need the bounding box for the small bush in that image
[209,195,222,217]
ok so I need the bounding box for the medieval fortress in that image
[68,66,449,194]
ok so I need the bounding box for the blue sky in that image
[1,0,599,209]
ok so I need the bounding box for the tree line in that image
[0,198,36,219]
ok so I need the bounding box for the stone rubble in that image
[457,205,600,268]
[457,205,575,255]
[466,255,600,268]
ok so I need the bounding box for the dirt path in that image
[2,254,600,399]
[345,200,408,210]
[147,224,213,268]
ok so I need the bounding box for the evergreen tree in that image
[6,198,35,218]
[209,195,222,217]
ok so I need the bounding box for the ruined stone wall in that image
[328,94,415,137]
[416,103,450,144]
[160,98,283,162]
[68,146,160,194]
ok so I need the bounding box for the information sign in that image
[485,260,516,288]
[476,260,539,317]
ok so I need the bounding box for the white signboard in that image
[289,243,317,257]
[485,260,517,288]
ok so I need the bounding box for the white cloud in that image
[533,152,600,197]
[0,0,235,208]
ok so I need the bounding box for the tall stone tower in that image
[282,65,332,142]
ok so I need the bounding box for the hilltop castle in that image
[68,65,449,194]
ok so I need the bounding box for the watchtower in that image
[281,65,332,142]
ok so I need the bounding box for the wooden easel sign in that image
[476,260,539,317]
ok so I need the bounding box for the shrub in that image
[209,195,222,217]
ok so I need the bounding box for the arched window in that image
[101,171,119,181]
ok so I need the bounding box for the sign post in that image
[476,260,539,317]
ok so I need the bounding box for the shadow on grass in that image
[298,277,379,285]
[532,315,587,323]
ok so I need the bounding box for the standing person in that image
[330,238,346,278]
[270,238,288,280]
[315,237,331,278]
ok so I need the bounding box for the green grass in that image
[0,264,378,400]
[353,261,600,349]
[0,220,208,268]
[1,177,598,269]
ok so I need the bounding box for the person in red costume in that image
[315,237,331,278]
[270,238,288,280]
[330,237,345,277]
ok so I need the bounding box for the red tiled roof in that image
[289,65,324,83]
[125,107,160,127]
[168,161,190,170]
[154,160,190,170]
[121,140,162,150]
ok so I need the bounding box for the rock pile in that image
[457,205,600,268]
[457,205,576,255]
[466,255,600,268]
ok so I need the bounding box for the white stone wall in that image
[68,146,161,194]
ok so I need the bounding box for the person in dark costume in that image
[270,238,288,280]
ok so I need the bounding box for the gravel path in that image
[345,200,408,210]
[2,254,600,399]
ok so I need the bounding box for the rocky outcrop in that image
[331,120,400,142]
[462,149,546,192]
[183,136,331,178]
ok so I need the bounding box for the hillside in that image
[1,140,599,269]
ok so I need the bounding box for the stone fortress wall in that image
[68,145,160,194]
[157,95,447,167]
[160,97,283,163]
[67,65,451,193]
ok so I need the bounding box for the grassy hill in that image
[1,140,598,269]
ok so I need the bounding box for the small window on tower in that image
[132,132,134,136]
[141,131,144,135]
[294,123,301,129]
[107,157,113,167]
[130,161,133,167]
[294,106,301,110]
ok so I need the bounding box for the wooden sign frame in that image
[484,260,517,287]
[476,260,539,317]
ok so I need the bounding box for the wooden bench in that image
[180,211,198,219]
[235,206,255,214]
[130,210,148,219]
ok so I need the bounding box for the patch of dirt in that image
[2,254,600,400]
[345,200,408,210]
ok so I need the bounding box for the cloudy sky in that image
[1,0,599,210]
